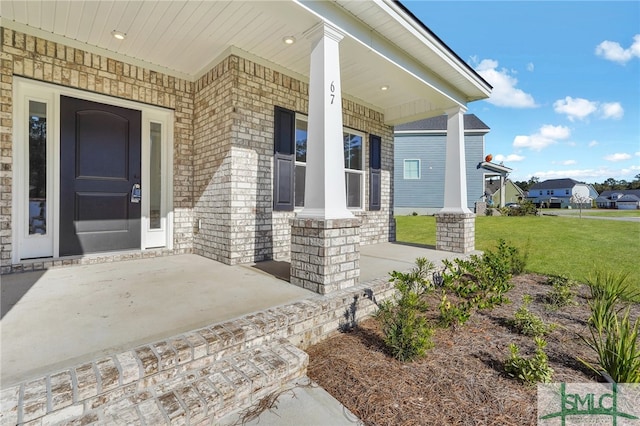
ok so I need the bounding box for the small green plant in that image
[545,275,577,309]
[504,337,554,385]
[586,270,638,303]
[511,295,557,337]
[411,211,418,216]
[579,307,640,383]
[579,269,640,383]
[438,292,472,327]
[377,258,435,361]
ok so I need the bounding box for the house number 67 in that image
[330,81,335,104]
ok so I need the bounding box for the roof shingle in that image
[395,114,489,131]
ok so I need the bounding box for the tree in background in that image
[514,176,540,193]
[592,175,640,193]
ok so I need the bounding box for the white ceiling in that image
[0,0,490,125]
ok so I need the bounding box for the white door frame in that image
[12,78,174,263]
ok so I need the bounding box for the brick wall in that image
[192,58,236,263]
[0,28,195,271]
[225,56,395,264]
[1,27,395,270]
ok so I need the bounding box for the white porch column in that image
[441,106,471,214]
[436,105,475,253]
[290,22,360,294]
[500,175,506,207]
[298,22,353,220]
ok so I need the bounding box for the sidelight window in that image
[28,101,47,235]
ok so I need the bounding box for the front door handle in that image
[131,183,141,203]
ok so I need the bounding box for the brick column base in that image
[290,218,361,294]
[435,212,475,253]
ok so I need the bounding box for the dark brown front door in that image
[60,96,141,256]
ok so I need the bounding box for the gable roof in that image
[394,114,489,132]
[529,178,583,190]
[485,179,523,196]
[598,189,640,199]
[618,194,640,202]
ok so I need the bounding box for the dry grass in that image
[307,274,639,426]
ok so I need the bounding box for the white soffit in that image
[0,0,490,125]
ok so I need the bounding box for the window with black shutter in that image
[273,106,295,211]
[369,134,381,211]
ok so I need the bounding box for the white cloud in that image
[553,97,624,121]
[473,59,537,108]
[527,62,535,72]
[600,102,624,120]
[513,124,571,151]
[636,152,640,156]
[522,165,639,183]
[562,160,577,166]
[588,140,599,147]
[595,34,640,64]
[553,97,597,121]
[494,154,525,162]
[604,153,632,162]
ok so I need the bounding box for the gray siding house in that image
[527,179,598,208]
[394,114,492,215]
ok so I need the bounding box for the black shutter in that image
[273,106,295,211]
[369,135,382,211]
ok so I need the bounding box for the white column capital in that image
[305,21,345,45]
[444,105,468,116]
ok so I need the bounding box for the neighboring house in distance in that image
[485,178,524,207]
[527,179,598,208]
[596,190,640,209]
[395,114,508,215]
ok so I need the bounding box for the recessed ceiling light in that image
[282,36,296,45]
[381,85,389,91]
[111,30,126,40]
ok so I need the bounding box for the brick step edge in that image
[0,340,308,425]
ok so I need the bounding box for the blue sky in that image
[404,1,640,183]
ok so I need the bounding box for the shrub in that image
[441,239,521,312]
[437,240,522,327]
[585,270,635,333]
[438,292,473,327]
[506,200,538,216]
[504,337,554,385]
[545,275,578,309]
[579,270,640,383]
[511,295,557,337]
[377,258,435,361]
[586,270,638,303]
[579,307,640,383]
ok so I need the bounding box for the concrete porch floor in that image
[1,242,467,387]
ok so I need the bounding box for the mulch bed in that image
[306,274,640,426]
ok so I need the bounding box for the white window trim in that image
[12,77,173,263]
[403,159,421,180]
[343,127,365,210]
[293,114,365,211]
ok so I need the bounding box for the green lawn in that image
[396,215,640,295]
[543,209,640,218]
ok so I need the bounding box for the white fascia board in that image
[1,18,194,82]
[295,0,470,108]
[377,0,491,97]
